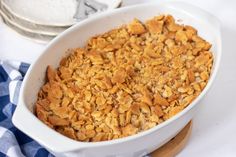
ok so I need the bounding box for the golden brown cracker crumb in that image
[35,15,213,142]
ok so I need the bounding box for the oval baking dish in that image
[12,1,221,157]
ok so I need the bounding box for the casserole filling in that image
[35,15,213,142]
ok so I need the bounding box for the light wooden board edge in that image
[151,121,193,157]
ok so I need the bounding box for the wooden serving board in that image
[151,121,192,157]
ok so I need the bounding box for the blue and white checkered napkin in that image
[0,60,53,157]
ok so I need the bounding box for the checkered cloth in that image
[0,61,53,157]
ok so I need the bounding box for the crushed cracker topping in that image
[35,15,213,142]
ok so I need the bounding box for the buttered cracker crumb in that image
[35,15,213,142]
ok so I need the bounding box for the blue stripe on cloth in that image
[0,119,14,130]
[19,63,30,77]
[2,103,16,120]
[0,66,9,83]
[9,128,33,146]
[0,95,9,122]
[35,148,49,157]
[0,151,8,157]
[21,141,45,157]
[0,82,9,97]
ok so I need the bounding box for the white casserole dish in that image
[12,1,222,157]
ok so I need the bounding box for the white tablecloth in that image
[1,0,236,156]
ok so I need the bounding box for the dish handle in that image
[12,99,86,155]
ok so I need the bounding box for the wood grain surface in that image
[151,121,192,157]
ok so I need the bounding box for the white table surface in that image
[1,0,236,156]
